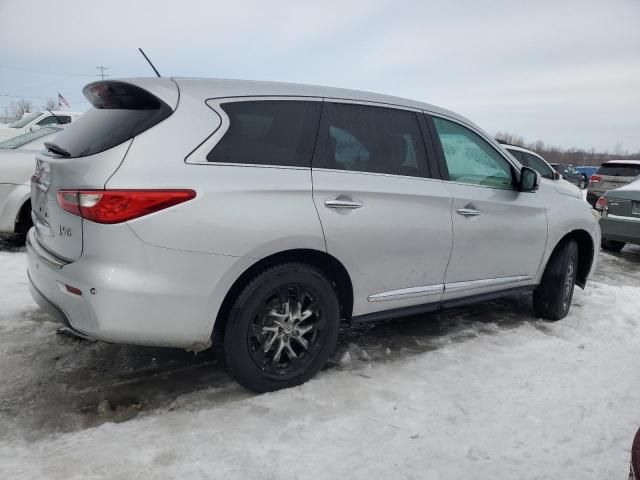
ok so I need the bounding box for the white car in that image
[0,126,64,241]
[0,111,80,142]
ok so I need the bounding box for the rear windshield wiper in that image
[44,142,71,157]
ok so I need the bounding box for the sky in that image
[1,0,638,152]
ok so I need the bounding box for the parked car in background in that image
[501,143,557,180]
[587,160,640,207]
[0,111,80,142]
[502,144,586,196]
[595,175,640,251]
[550,163,587,189]
[0,126,64,242]
[575,166,598,182]
[27,78,600,393]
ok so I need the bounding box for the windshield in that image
[8,112,42,128]
[0,127,60,149]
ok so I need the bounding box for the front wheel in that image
[533,239,578,321]
[223,263,340,393]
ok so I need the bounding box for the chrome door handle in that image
[457,208,483,216]
[324,197,363,209]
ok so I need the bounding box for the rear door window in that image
[597,163,640,177]
[313,102,429,177]
[207,101,321,167]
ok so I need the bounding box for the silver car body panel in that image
[26,77,601,348]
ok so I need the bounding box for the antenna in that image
[138,48,161,78]
[96,65,109,80]
[46,109,63,125]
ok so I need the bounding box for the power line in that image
[0,66,96,77]
[96,65,109,80]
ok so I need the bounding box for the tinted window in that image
[314,103,428,177]
[506,148,524,162]
[597,163,640,177]
[48,81,172,158]
[523,152,554,179]
[207,101,321,167]
[37,115,71,126]
[433,117,513,189]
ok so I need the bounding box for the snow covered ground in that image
[0,242,639,479]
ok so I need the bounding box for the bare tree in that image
[494,131,525,147]
[10,98,34,118]
[42,98,58,111]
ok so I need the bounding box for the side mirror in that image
[519,166,540,191]
[30,125,41,132]
[553,171,561,180]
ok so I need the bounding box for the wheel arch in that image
[213,248,354,341]
[548,229,594,288]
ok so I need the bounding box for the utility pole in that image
[96,65,109,80]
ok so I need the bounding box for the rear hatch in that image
[605,187,640,219]
[592,162,640,193]
[31,79,176,261]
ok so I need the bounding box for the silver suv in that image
[27,78,600,392]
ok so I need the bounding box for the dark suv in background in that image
[550,163,587,190]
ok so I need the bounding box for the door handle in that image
[324,197,363,209]
[457,208,483,217]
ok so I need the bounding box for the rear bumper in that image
[600,215,640,245]
[26,225,254,348]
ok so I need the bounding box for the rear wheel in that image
[533,239,578,321]
[601,238,626,252]
[223,263,340,393]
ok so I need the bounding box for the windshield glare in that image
[0,127,59,149]
[8,112,42,128]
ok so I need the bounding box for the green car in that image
[596,176,640,251]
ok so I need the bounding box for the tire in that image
[12,201,32,245]
[223,262,340,393]
[601,238,625,252]
[533,239,578,321]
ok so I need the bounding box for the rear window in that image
[597,163,640,177]
[207,100,321,167]
[45,81,172,158]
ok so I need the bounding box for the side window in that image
[314,103,429,177]
[433,117,513,189]
[523,153,554,179]
[38,115,71,126]
[506,148,525,163]
[207,101,321,167]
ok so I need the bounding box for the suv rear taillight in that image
[595,196,608,211]
[590,174,601,184]
[57,189,196,224]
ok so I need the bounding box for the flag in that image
[57,93,70,109]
